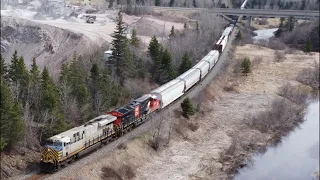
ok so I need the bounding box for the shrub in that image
[296,61,319,90]
[181,97,195,118]
[240,57,251,76]
[274,50,286,62]
[278,83,309,105]
[245,99,304,135]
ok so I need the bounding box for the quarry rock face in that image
[1,16,97,74]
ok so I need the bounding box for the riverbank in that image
[234,101,319,179]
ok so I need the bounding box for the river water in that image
[234,101,319,180]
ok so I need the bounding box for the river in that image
[234,101,319,180]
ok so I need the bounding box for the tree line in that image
[0,50,129,151]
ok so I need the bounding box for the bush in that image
[240,57,251,76]
[274,50,286,62]
[278,83,309,105]
[296,61,319,90]
[181,97,195,118]
[245,99,304,135]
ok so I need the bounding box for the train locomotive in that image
[40,23,236,172]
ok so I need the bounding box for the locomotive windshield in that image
[45,139,63,147]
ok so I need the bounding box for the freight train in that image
[40,23,236,172]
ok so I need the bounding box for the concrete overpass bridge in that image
[152,7,320,19]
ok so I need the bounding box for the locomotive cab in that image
[41,138,64,172]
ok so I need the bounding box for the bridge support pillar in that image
[246,16,252,27]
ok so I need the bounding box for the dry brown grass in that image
[101,164,135,180]
[296,61,319,90]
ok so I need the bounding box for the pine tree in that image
[158,49,176,84]
[89,63,101,116]
[169,0,174,7]
[169,26,175,38]
[304,41,312,53]
[8,50,19,82]
[123,39,134,77]
[10,55,30,103]
[59,63,69,83]
[29,58,41,116]
[0,79,25,151]
[30,58,40,82]
[8,102,25,150]
[240,57,251,76]
[181,97,195,118]
[68,53,89,107]
[155,0,161,6]
[179,52,192,75]
[193,0,197,7]
[154,46,164,82]
[195,21,199,32]
[0,55,7,78]
[285,16,295,31]
[130,28,140,48]
[110,11,127,85]
[41,67,59,112]
[148,35,160,62]
[236,30,242,40]
[274,18,285,37]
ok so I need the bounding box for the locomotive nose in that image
[41,147,59,163]
[40,147,60,172]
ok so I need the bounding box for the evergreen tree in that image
[29,58,41,117]
[108,0,114,8]
[89,63,101,116]
[30,58,40,82]
[130,28,140,48]
[155,0,161,6]
[0,79,25,151]
[41,67,59,112]
[236,30,242,40]
[148,35,160,62]
[274,17,285,37]
[181,97,195,118]
[285,16,295,31]
[0,137,7,151]
[8,50,19,82]
[169,0,174,7]
[123,39,134,77]
[8,102,25,150]
[169,26,175,38]
[0,55,7,78]
[154,46,164,82]
[240,57,251,76]
[10,55,30,103]
[304,41,312,53]
[110,11,127,85]
[68,54,89,107]
[195,21,199,32]
[59,63,69,83]
[179,52,192,75]
[183,22,187,29]
[193,0,197,7]
[159,49,176,84]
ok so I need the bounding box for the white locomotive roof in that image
[49,115,116,142]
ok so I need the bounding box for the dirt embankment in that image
[36,44,318,180]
